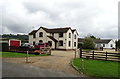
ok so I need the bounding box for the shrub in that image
[83,37,95,49]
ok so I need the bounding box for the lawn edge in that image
[70,58,83,74]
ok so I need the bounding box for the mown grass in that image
[73,58,119,78]
[0,52,48,57]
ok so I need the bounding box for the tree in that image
[83,37,95,49]
[90,35,96,39]
[117,40,120,49]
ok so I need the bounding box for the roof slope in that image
[29,30,37,35]
[29,27,72,35]
[78,38,112,44]
[41,27,71,33]
[47,36,58,42]
[94,39,112,44]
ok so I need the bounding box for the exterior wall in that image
[49,32,67,49]
[95,40,115,49]
[53,33,59,48]
[47,37,55,49]
[72,31,78,49]
[104,40,115,48]
[29,35,35,44]
[29,28,49,44]
[66,29,73,49]
[57,33,66,49]
[35,28,48,43]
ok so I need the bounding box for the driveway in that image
[2,60,82,77]
[2,50,86,77]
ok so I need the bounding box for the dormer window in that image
[59,32,63,37]
[69,33,71,38]
[39,32,43,37]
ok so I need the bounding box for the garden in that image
[73,58,119,78]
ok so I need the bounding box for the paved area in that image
[2,50,87,77]
[2,61,84,77]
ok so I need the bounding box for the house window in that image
[74,35,76,39]
[59,40,63,46]
[33,41,36,45]
[48,41,52,47]
[39,40,43,43]
[52,33,54,37]
[69,33,71,38]
[74,42,76,47]
[68,41,71,47]
[59,32,63,37]
[111,44,113,47]
[39,32,43,37]
[103,44,105,47]
[33,33,36,38]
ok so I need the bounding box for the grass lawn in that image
[73,58,119,78]
[0,52,49,57]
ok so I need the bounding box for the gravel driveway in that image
[2,50,86,77]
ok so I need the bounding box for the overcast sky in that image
[1,0,119,39]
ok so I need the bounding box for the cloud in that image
[1,0,119,39]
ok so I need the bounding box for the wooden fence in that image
[78,48,120,62]
[8,46,35,53]
[7,46,51,55]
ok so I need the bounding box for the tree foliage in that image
[83,37,95,49]
[0,34,28,43]
[1,34,28,40]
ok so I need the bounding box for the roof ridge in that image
[49,27,71,30]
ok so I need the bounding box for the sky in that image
[1,0,119,39]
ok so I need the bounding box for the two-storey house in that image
[29,27,78,50]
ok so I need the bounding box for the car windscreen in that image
[22,44,30,46]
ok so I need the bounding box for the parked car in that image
[21,43,34,49]
[34,42,49,49]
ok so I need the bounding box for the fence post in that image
[106,51,107,61]
[26,49,29,63]
[80,48,82,58]
[49,47,51,55]
[92,51,94,60]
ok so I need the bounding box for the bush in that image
[83,37,95,49]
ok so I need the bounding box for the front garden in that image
[72,58,119,78]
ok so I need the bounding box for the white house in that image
[94,39,115,49]
[78,38,115,49]
[29,26,78,50]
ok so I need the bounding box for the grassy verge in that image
[73,58,119,78]
[0,52,49,57]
